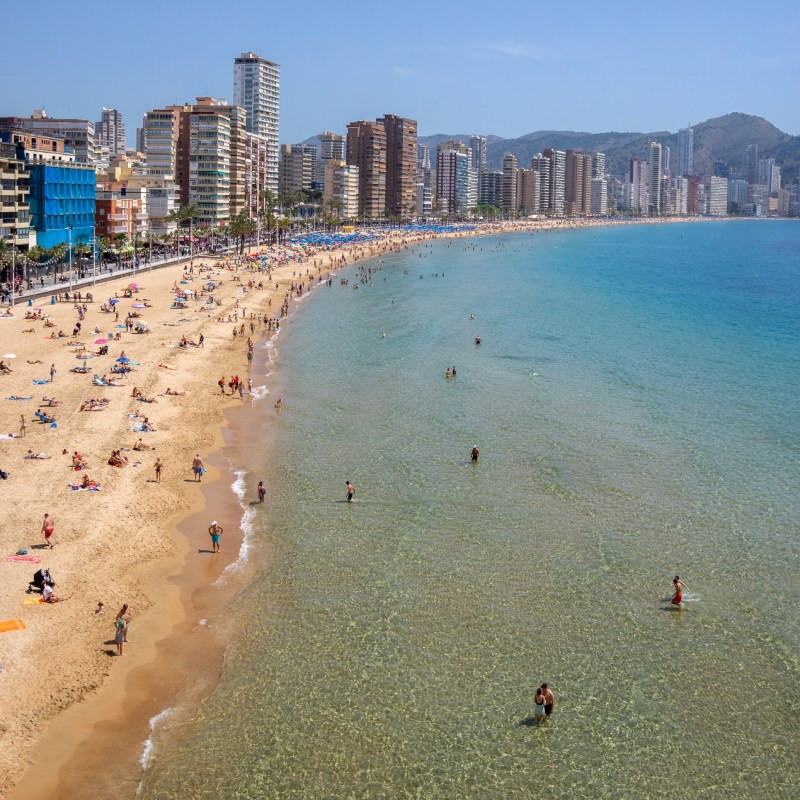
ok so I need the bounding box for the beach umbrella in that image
[109,298,119,304]
[95,339,108,344]
[132,304,146,309]
[3,353,16,358]
[76,354,94,360]
[116,357,131,363]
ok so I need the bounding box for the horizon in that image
[3,0,798,145]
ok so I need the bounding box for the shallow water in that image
[140,222,800,799]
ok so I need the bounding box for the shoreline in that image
[0,216,730,799]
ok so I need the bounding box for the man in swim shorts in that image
[192,454,204,482]
[208,521,223,553]
[346,481,354,502]
[672,576,685,605]
[41,513,54,548]
[541,684,556,715]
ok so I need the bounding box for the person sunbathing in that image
[25,450,50,459]
[44,320,55,328]
[36,411,55,424]
[139,417,156,432]
[41,398,60,406]
[72,452,89,469]
[80,474,100,489]
[164,387,185,396]
[0,361,13,374]
[132,438,152,451]
[28,359,43,364]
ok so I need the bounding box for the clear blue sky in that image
[5,0,799,144]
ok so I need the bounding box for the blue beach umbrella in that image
[116,357,130,363]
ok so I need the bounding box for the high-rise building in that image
[707,176,728,216]
[627,158,648,214]
[565,150,592,215]
[478,170,502,207]
[517,168,540,215]
[678,127,693,176]
[648,142,663,215]
[280,143,317,194]
[660,145,671,178]
[0,142,30,254]
[743,145,760,185]
[323,160,359,218]
[531,155,551,211]
[379,114,418,217]
[591,152,606,180]
[469,135,487,176]
[417,144,430,172]
[501,154,517,213]
[96,108,126,156]
[233,52,280,195]
[543,149,565,214]
[143,105,188,180]
[135,121,146,155]
[590,177,608,215]
[436,140,469,214]
[757,158,781,193]
[245,133,271,217]
[728,178,749,209]
[318,131,347,189]
[0,110,96,164]
[346,120,387,218]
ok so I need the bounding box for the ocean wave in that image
[213,470,256,585]
[138,706,173,772]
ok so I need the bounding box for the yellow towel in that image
[0,619,27,632]
[23,598,44,605]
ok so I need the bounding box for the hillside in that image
[419,114,799,181]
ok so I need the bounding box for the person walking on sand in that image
[19,414,27,438]
[41,513,54,548]
[49,363,56,382]
[346,481,355,502]
[208,520,223,553]
[257,481,266,504]
[192,454,204,482]
[154,457,163,483]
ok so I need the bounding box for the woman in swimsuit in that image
[534,687,546,717]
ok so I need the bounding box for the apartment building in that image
[379,114,418,217]
[346,121,387,218]
[323,160,359,218]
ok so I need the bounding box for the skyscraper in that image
[469,135,487,175]
[280,143,317,194]
[346,121,386,218]
[543,149,565,214]
[379,114,418,217]
[96,108,126,156]
[678,127,693,176]
[318,131,347,189]
[628,157,648,213]
[743,145,760,185]
[648,142,663,215]
[233,52,280,195]
[565,150,592,215]
[436,140,469,214]
[501,154,518,213]
[531,155,551,212]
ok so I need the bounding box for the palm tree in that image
[167,204,200,258]
[229,212,256,254]
[277,217,293,244]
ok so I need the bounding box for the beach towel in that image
[4,555,42,563]
[33,379,50,385]
[6,396,32,401]
[23,598,45,605]
[0,619,27,633]
[68,483,102,491]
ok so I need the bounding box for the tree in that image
[167,204,200,257]
[277,217,293,244]
[229,212,256,254]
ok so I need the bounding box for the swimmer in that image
[471,445,479,462]
[671,575,687,605]
[445,368,451,379]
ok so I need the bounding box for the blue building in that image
[27,163,95,249]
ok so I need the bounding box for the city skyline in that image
[4,0,799,146]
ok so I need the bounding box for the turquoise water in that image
[141,222,800,799]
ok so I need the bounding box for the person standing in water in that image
[346,481,355,502]
[208,521,223,553]
[671,576,687,605]
[471,445,480,462]
[257,481,266,504]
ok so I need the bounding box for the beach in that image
[0,215,751,799]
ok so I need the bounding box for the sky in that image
[5,0,799,146]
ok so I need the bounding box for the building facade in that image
[0,110,96,164]
[648,142,663,215]
[436,141,469,215]
[542,149,565,214]
[707,176,728,216]
[380,114,418,218]
[346,121,387,218]
[233,52,280,195]
[470,135,487,176]
[27,162,95,248]
[318,131,347,189]
[0,142,30,252]
[677,127,693,176]
[322,160,359,218]
[280,143,317,194]
[96,108,126,156]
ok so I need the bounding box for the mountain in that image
[419,114,800,181]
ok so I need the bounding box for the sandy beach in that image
[0,216,711,798]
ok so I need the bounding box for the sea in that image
[137,220,800,799]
